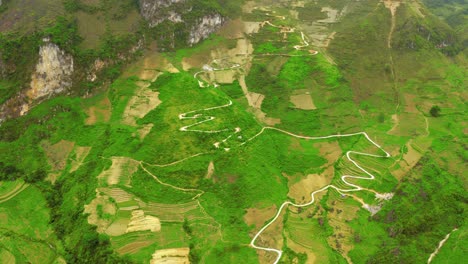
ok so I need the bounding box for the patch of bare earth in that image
[388,114,399,134]
[69,146,91,173]
[290,90,317,110]
[218,19,244,39]
[315,141,342,166]
[384,0,401,48]
[287,171,331,202]
[135,52,180,77]
[287,237,317,263]
[323,31,337,48]
[99,187,134,203]
[116,241,155,255]
[85,96,111,125]
[138,124,154,140]
[144,201,203,222]
[206,161,215,179]
[243,21,262,34]
[122,81,162,126]
[150,248,190,264]
[287,141,341,202]
[242,1,257,13]
[244,205,277,229]
[83,190,117,233]
[98,157,139,186]
[126,210,161,233]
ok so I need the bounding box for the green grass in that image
[0,184,64,262]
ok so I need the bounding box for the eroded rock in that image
[28,40,74,100]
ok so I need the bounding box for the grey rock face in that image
[139,0,225,46]
[139,0,186,27]
[188,14,224,45]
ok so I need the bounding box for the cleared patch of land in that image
[122,81,162,126]
[287,172,330,202]
[206,161,215,179]
[98,157,139,186]
[126,210,161,233]
[138,124,154,140]
[69,146,92,173]
[290,92,317,110]
[244,205,277,229]
[41,140,75,171]
[150,247,190,264]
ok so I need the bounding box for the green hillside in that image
[0,0,466,263]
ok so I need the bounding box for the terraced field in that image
[0,0,466,263]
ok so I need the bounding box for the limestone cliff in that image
[0,39,73,119]
[28,40,74,100]
[188,13,224,45]
[139,0,225,46]
[139,0,186,27]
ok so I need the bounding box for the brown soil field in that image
[122,81,162,126]
[98,157,139,186]
[116,241,154,255]
[290,93,317,110]
[84,191,117,233]
[126,210,161,233]
[150,248,190,264]
[244,205,277,229]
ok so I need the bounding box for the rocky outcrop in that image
[139,0,186,27]
[139,0,225,46]
[28,39,74,100]
[188,14,224,45]
[0,39,73,120]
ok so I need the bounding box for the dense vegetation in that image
[364,155,467,263]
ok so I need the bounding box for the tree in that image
[430,105,441,117]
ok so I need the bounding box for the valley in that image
[0,0,466,263]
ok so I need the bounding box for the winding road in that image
[174,15,392,263]
[245,128,390,263]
